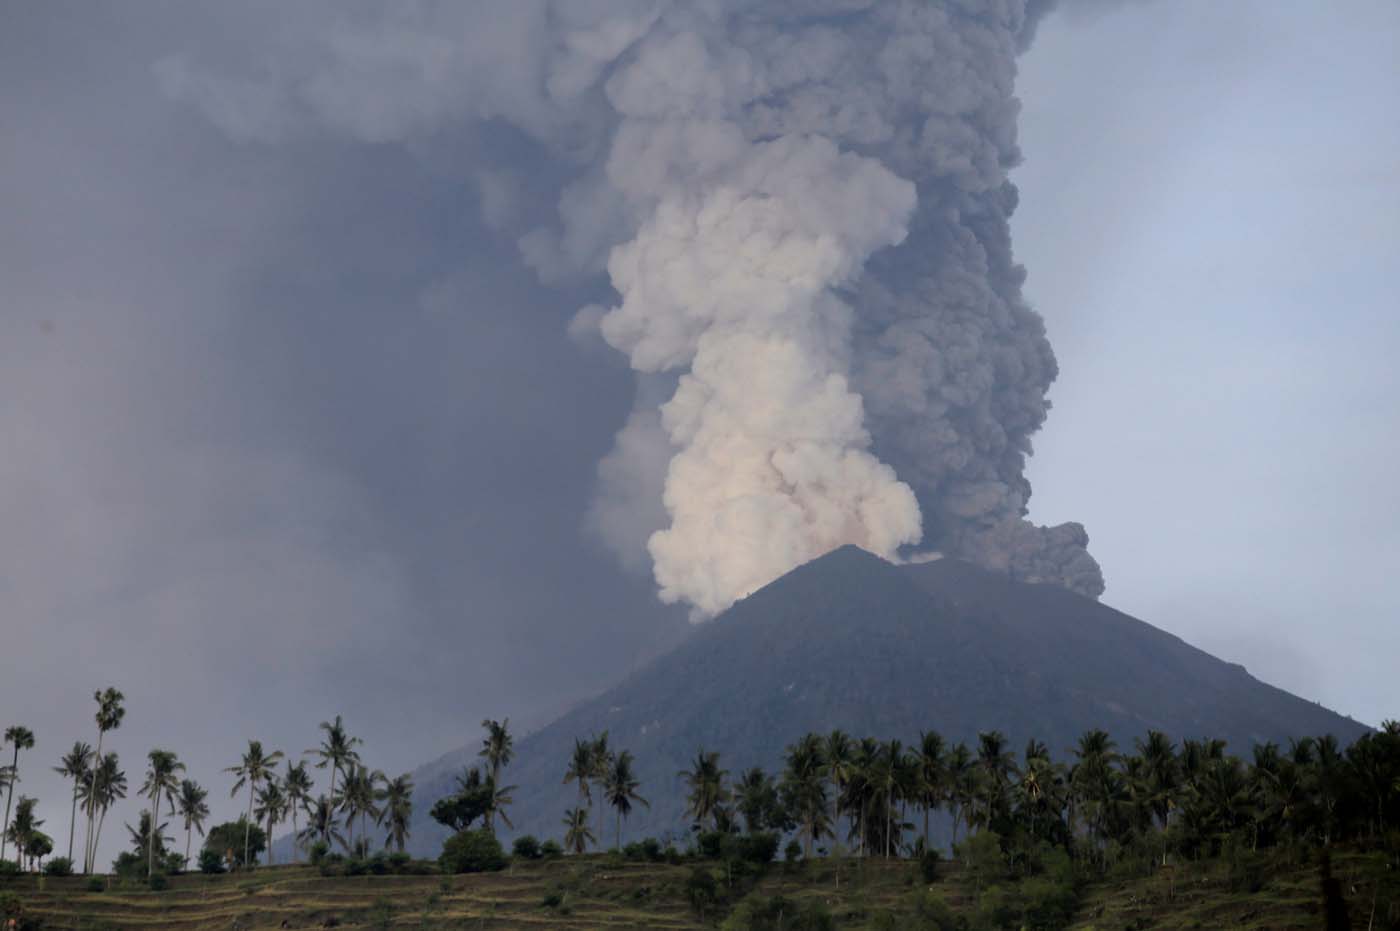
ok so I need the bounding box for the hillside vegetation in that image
[2,843,1396,930]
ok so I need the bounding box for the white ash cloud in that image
[162,0,1104,616]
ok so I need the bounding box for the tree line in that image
[8,688,1397,883]
[0,688,415,879]
[421,716,1399,878]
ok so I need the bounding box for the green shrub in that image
[739,832,779,865]
[308,840,331,865]
[512,835,543,860]
[85,876,107,892]
[919,847,942,883]
[147,872,169,891]
[722,894,834,931]
[685,866,720,918]
[345,858,369,876]
[540,840,564,860]
[439,829,506,874]
[909,889,960,931]
[540,892,564,908]
[0,860,20,876]
[368,852,390,875]
[697,831,729,859]
[43,856,74,877]
[640,837,663,861]
[197,848,225,874]
[387,851,412,872]
[111,851,144,879]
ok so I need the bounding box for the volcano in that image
[401,546,1368,855]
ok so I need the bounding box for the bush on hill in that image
[43,856,74,877]
[439,829,506,874]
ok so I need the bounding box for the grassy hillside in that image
[4,844,1396,930]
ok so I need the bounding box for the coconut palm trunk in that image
[186,822,193,869]
[83,732,104,873]
[68,786,80,862]
[245,782,256,866]
[0,748,16,861]
[147,787,160,877]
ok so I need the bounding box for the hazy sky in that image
[2,1,1396,864]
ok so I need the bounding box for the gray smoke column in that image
[161,0,1104,618]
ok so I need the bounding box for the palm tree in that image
[339,764,384,853]
[1136,731,1178,864]
[379,774,414,853]
[125,810,171,864]
[483,776,516,836]
[254,780,287,865]
[3,797,40,872]
[1070,729,1120,867]
[53,741,93,863]
[590,732,612,850]
[226,740,284,868]
[781,736,830,858]
[82,752,126,869]
[305,716,361,844]
[175,779,210,870]
[604,750,648,849]
[823,731,855,842]
[478,719,513,834]
[1,726,35,863]
[916,730,946,851]
[140,749,184,877]
[298,795,345,853]
[282,761,314,862]
[562,807,594,855]
[945,743,974,846]
[563,738,594,810]
[679,748,730,832]
[83,687,125,873]
[736,767,776,834]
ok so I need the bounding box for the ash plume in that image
[161,0,1104,617]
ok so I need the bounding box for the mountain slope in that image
[402,546,1368,855]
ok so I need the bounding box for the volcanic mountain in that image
[400,546,1368,855]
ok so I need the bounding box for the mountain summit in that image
[403,546,1367,854]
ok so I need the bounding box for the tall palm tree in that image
[478,719,513,834]
[679,748,729,832]
[282,761,314,862]
[226,740,284,868]
[140,749,184,877]
[83,752,126,867]
[563,738,594,811]
[823,731,855,841]
[53,741,93,863]
[175,779,210,871]
[590,732,612,849]
[736,767,776,834]
[781,736,830,858]
[83,688,125,873]
[945,743,974,846]
[1070,729,1120,866]
[254,780,287,865]
[916,730,946,851]
[1136,730,1178,864]
[305,716,361,844]
[975,731,1014,829]
[604,750,648,849]
[1,726,35,863]
[379,774,414,853]
[562,807,594,854]
[298,795,345,853]
[3,797,40,872]
[338,764,384,853]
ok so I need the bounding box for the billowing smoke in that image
[161,0,1104,618]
